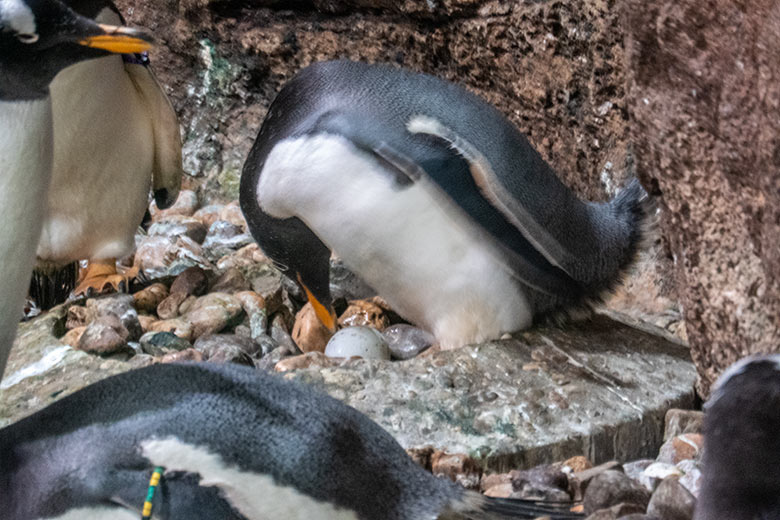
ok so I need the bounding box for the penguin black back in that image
[0,363,583,519]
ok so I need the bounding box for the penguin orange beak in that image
[78,24,154,54]
[298,274,337,332]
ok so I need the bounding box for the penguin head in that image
[246,211,337,332]
[0,0,154,100]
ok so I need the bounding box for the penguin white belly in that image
[0,99,53,376]
[257,134,532,348]
[36,54,154,264]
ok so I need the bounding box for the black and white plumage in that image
[32,0,182,305]
[0,362,583,520]
[0,0,153,378]
[240,60,649,348]
[695,354,780,520]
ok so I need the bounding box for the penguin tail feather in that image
[442,491,584,519]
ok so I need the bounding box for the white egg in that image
[324,326,391,360]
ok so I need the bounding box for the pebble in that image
[147,216,207,244]
[583,470,651,515]
[150,189,198,219]
[292,302,334,353]
[646,477,695,520]
[657,433,703,464]
[218,202,247,229]
[77,315,130,355]
[133,235,212,280]
[177,295,197,315]
[66,304,91,330]
[86,294,142,342]
[161,348,204,363]
[431,451,481,490]
[676,459,703,497]
[147,318,194,341]
[202,220,252,252]
[210,267,250,293]
[156,291,188,320]
[383,324,435,360]
[274,352,338,372]
[623,459,654,485]
[510,464,572,501]
[641,462,682,491]
[248,263,285,314]
[192,204,224,229]
[563,455,594,473]
[169,266,209,297]
[664,409,704,440]
[137,314,158,332]
[61,326,86,348]
[584,503,648,519]
[132,283,169,313]
[139,331,192,357]
[184,292,244,339]
[270,313,299,353]
[324,326,390,360]
[329,257,376,301]
[235,291,268,341]
[216,243,266,271]
[337,299,390,330]
[193,334,257,365]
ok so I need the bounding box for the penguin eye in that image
[16,32,38,44]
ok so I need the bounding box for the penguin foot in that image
[73,259,135,297]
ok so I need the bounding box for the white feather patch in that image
[141,437,360,520]
[0,0,37,38]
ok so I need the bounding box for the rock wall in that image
[625,0,780,395]
[116,0,632,203]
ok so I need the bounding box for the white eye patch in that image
[0,0,38,42]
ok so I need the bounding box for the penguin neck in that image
[0,97,54,378]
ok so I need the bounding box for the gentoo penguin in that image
[0,0,153,378]
[695,354,780,520]
[0,362,584,519]
[240,60,649,348]
[31,0,183,307]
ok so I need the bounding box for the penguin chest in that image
[38,55,155,263]
[257,134,533,347]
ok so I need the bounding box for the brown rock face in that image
[116,0,631,202]
[624,0,780,396]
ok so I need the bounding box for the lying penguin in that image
[240,60,649,348]
[695,354,780,520]
[31,0,183,308]
[0,0,154,378]
[0,362,583,519]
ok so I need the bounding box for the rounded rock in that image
[324,326,391,360]
[383,324,435,360]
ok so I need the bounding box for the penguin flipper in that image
[407,115,578,277]
[309,112,581,297]
[124,62,184,210]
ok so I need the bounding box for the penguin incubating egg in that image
[0,0,153,378]
[240,60,649,348]
[0,362,583,519]
[695,354,780,520]
[31,0,183,308]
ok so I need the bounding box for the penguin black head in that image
[695,354,780,520]
[0,0,154,100]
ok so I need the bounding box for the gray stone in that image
[286,315,696,472]
[169,266,210,297]
[202,220,252,258]
[86,294,142,342]
[383,324,434,360]
[510,465,572,501]
[193,334,256,366]
[235,291,268,341]
[584,470,651,515]
[134,235,213,280]
[248,263,285,314]
[324,326,391,360]
[210,267,250,294]
[270,313,299,354]
[77,316,131,355]
[329,257,376,301]
[623,459,654,485]
[147,215,208,244]
[185,292,244,339]
[646,477,695,520]
[641,462,682,492]
[676,459,703,498]
[139,331,192,357]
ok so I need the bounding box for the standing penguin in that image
[695,354,780,520]
[31,0,183,308]
[240,60,649,348]
[0,362,583,519]
[0,0,154,378]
